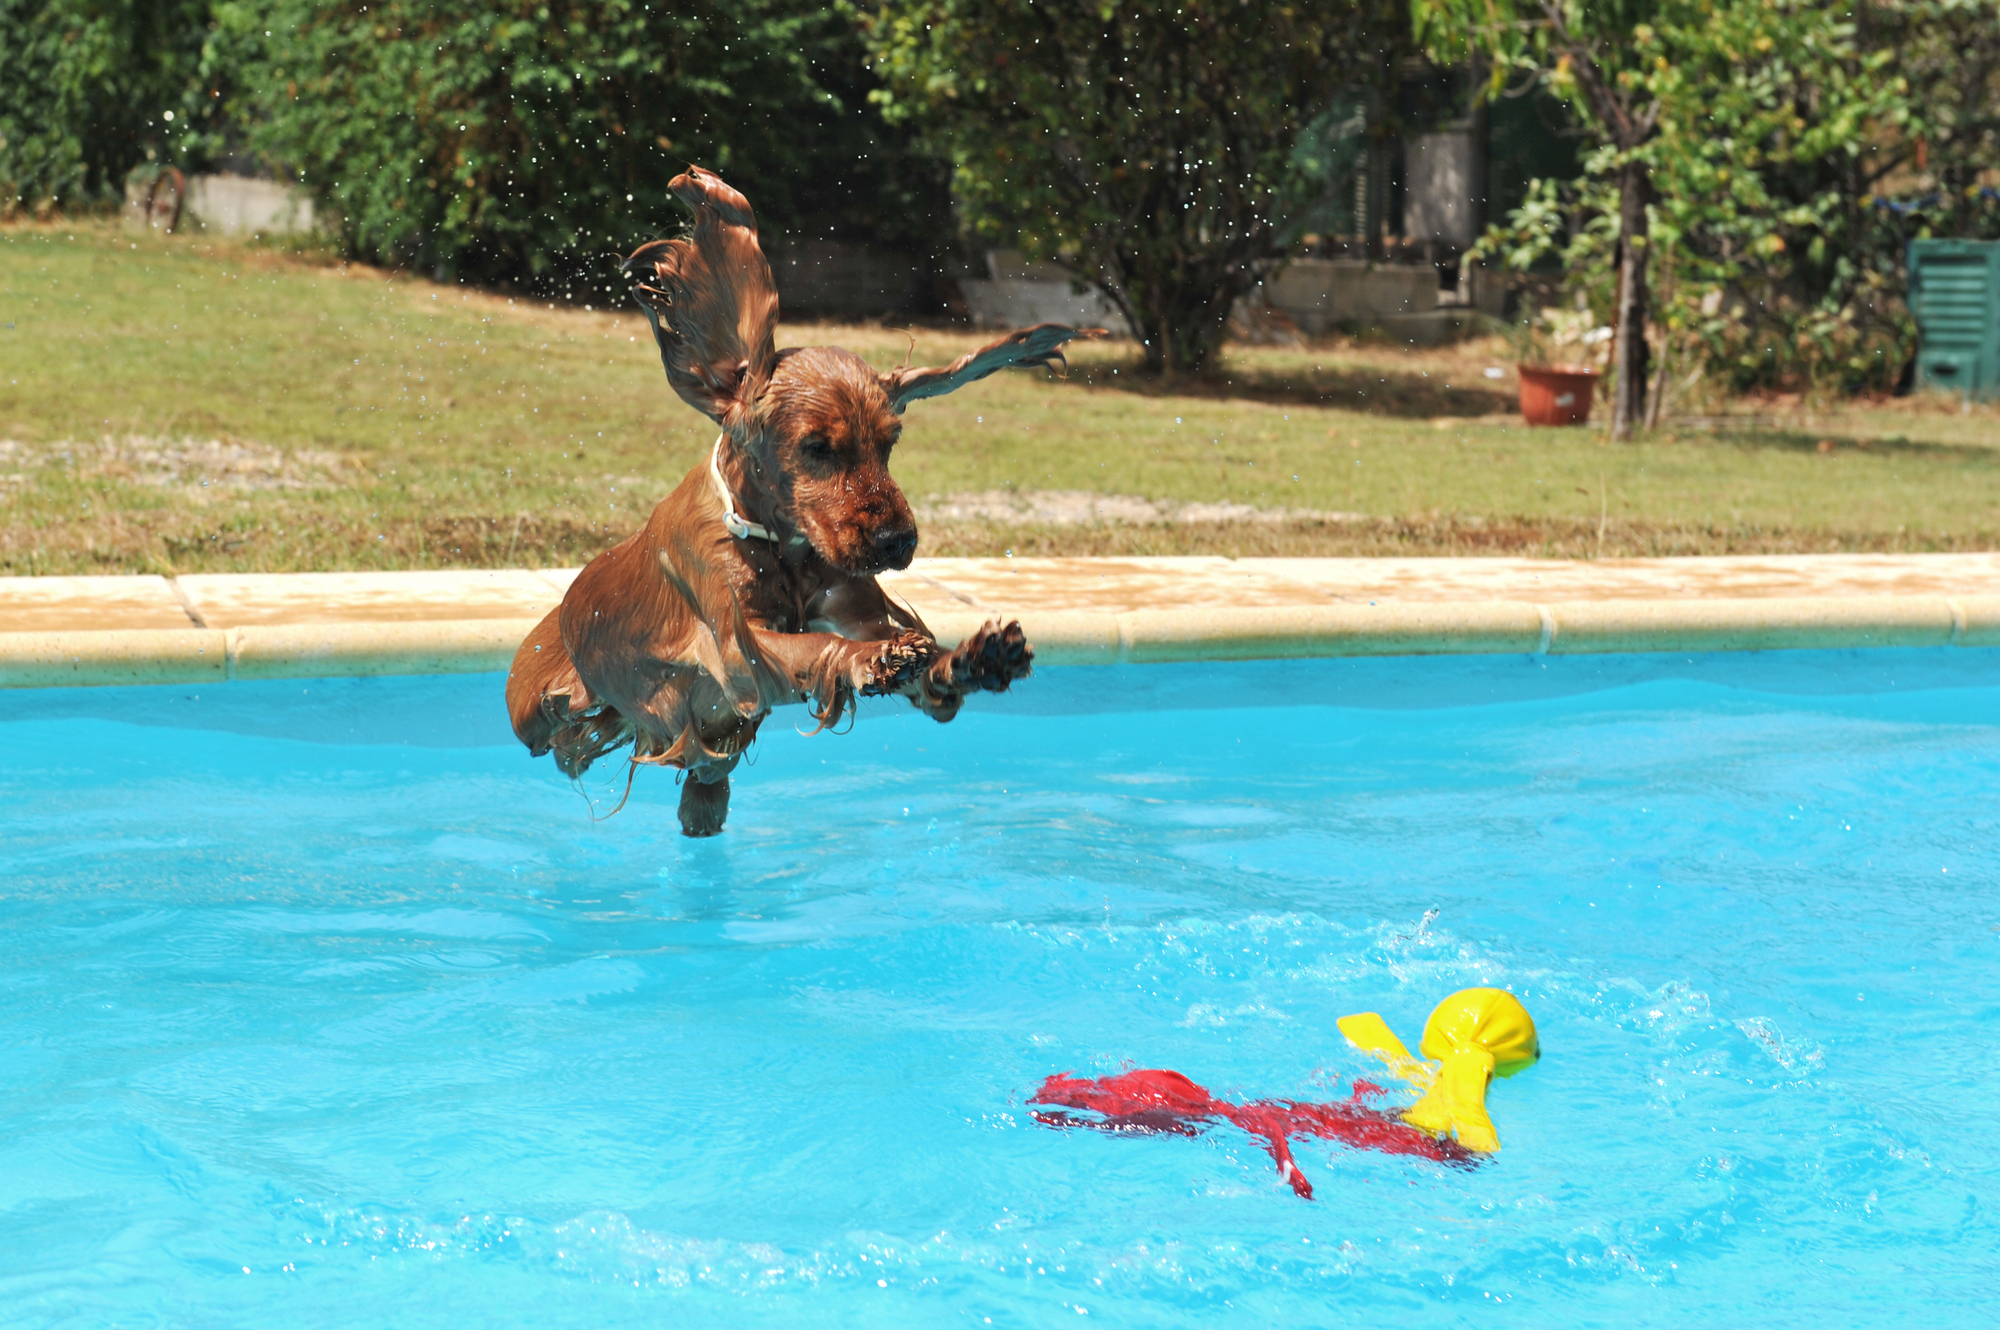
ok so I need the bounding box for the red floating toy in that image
[1029,988,1541,1199]
[1029,1069,1474,1198]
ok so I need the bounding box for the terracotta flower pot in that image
[1517,364,1599,427]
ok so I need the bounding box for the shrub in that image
[220,0,945,294]
[0,0,213,211]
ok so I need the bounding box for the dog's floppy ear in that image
[625,167,779,428]
[881,323,1105,414]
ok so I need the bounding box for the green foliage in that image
[866,0,1408,375]
[1415,0,1671,433]
[0,0,946,287]
[1640,1,1919,394]
[1483,86,1584,230]
[0,0,214,210]
[1453,0,2000,397]
[1475,2,1922,390]
[1875,0,2000,194]
[218,0,942,293]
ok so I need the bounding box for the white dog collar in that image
[708,434,776,542]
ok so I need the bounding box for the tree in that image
[1466,0,1932,402]
[865,0,1407,376]
[0,0,213,211]
[1864,0,2000,197]
[1417,0,1675,437]
[1642,1,1916,397]
[1848,0,2000,296]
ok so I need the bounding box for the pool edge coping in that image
[5,594,1997,688]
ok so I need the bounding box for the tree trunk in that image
[1127,264,1246,377]
[1611,159,1652,440]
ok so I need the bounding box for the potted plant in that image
[1513,306,1611,426]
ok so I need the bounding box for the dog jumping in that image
[506,167,1099,836]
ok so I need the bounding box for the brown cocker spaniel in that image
[506,167,1100,837]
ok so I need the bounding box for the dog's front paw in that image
[934,619,1034,694]
[857,631,937,696]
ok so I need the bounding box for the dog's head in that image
[627,168,1100,575]
[757,345,914,572]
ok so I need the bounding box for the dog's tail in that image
[506,608,632,778]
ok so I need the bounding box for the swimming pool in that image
[3,651,1995,1327]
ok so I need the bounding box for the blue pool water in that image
[2,651,1997,1327]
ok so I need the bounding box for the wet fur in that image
[506,167,1095,836]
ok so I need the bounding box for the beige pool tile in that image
[0,575,195,633]
[2,553,1998,646]
[872,567,993,621]
[538,567,582,594]
[905,556,1328,613]
[228,619,537,679]
[0,627,228,686]
[177,570,567,628]
[1251,553,2000,603]
[527,565,974,626]
[907,553,2000,614]
[1958,594,2000,646]
[1548,595,1959,653]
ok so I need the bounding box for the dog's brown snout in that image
[873,527,918,569]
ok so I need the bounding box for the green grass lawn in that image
[4,220,1998,575]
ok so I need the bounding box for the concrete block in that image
[909,609,1119,668]
[177,570,562,628]
[122,170,185,233]
[1404,129,1479,250]
[1378,310,1492,347]
[1018,610,1122,665]
[1466,262,1507,319]
[183,174,315,236]
[0,575,193,633]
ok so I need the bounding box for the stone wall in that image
[1265,260,1440,334]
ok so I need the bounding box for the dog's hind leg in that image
[678,770,730,838]
[507,609,583,754]
[508,608,632,777]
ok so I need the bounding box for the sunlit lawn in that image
[3,220,1997,575]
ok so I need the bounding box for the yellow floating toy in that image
[1336,988,1539,1153]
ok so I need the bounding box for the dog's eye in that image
[801,435,835,460]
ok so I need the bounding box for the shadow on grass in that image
[1060,355,1514,418]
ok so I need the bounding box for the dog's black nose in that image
[873,527,918,569]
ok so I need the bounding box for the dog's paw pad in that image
[947,620,1034,693]
[860,633,935,695]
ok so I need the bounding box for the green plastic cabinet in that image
[1910,239,2000,400]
